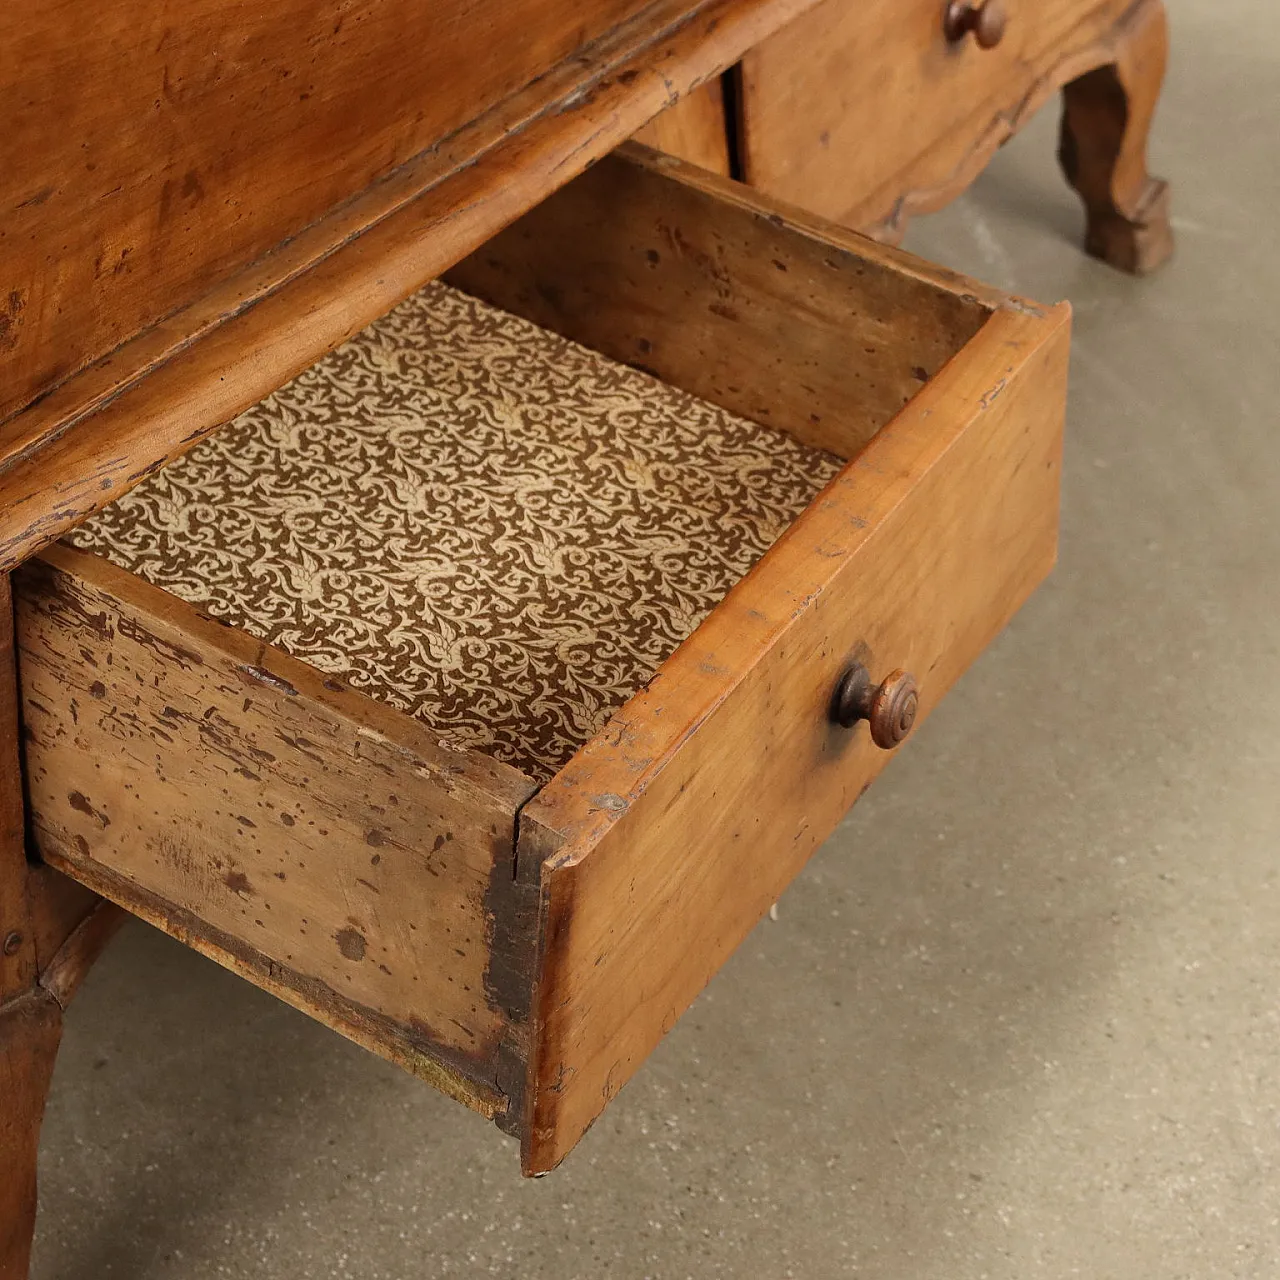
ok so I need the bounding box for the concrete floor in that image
[31,0,1280,1274]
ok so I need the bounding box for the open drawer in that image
[12,145,1069,1174]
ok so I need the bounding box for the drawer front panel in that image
[521,302,1070,1171]
[739,0,1128,230]
[16,547,536,1115]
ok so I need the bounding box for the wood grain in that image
[448,145,997,460]
[0,575,35,1002]
[0,0,651,425]
[0,991,62,1280]
[738,0,1168,250]
[519,301,1071,1171]
[15,544,537,1114]
[0,0,826,578]
[633,79,733,174]
[37,900,128,1012]
[26,864,106,979]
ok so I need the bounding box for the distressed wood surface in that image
[0,0,651,425]
[448,145,997,461]
[16,544,538,1115]
[4,576,108,989]
[738,0,1171,264]
[632,78,733,175]
[0,0,826,576]
[519,301,1071,1171]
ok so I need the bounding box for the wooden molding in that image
[0,0,825,577]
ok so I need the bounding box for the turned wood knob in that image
[944,0,1008,48]
[832,664,919,749]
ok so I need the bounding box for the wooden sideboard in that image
[0,0,1166,1272]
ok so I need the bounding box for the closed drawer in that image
[738,0,1127,233]
[14,144,1069,1173]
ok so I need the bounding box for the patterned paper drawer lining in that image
[68,281,842,782]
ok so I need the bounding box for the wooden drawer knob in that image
[944,0,1008,48]
[832,664,919,749]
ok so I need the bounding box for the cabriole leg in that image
[1059,0,1174,274]
[1,572,124,1278]
[0,994,63,1280]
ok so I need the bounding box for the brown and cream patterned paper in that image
[68,282,842,782]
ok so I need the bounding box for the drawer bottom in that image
[67,281,840,785]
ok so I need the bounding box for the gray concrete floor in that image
[31,0,1280,1274]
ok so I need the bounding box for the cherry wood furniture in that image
[648,0,1174,273]
[0,0,1157,1271]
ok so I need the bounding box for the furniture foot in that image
[1058,0,1174,274]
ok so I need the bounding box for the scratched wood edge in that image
[794,0,1160,241]
[33,544,535,808]
[515,301,1073,1171]
[36,847,508,1118]
[0,574,37,1003]
[0,0,827,576]
[613,142,1020,311]
[20,544,539,1119]
[486,802,554,1138]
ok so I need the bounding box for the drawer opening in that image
[53,145,998,791]
[58,277,844,787]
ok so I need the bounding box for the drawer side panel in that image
[15,546,535,1114]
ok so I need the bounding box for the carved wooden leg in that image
[1058,0,1174,275]
[0,994,62,1280]
[1,570,49,1280]
[1,573,125,1278]
[0,899,124,1280]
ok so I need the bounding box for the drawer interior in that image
[64,280,842,785]
[57,145,999,791]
